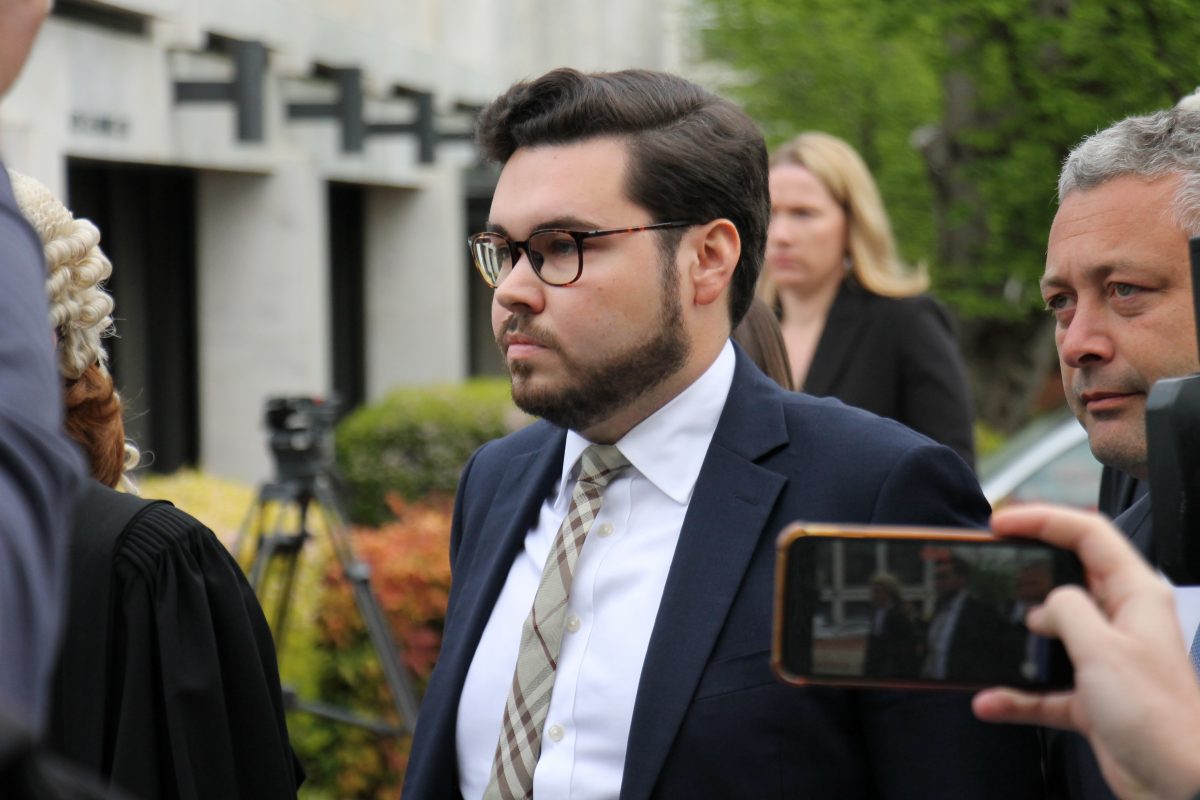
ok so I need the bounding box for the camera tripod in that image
[234,467,421,737]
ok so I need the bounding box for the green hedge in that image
[335,379,528,525]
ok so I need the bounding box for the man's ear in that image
[688,219,740,308]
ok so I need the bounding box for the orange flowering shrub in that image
[291,493,453,799]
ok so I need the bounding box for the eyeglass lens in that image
[471,231,581,287]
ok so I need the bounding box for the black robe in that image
[48,480,302,799]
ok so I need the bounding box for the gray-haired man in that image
[1039,105,1200,800]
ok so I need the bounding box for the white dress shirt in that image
[455,341,736,800]
[1172,585,1200,660]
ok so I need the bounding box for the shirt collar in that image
[558,340,736,506]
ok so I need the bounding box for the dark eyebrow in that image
[484,216,600,237]
[533,216,599,232]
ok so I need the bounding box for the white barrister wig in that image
[7,168,114,382]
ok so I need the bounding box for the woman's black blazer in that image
[803,280,976,467]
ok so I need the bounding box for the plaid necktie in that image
[483,444,630,800]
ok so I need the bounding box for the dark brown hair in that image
[63,363,126,488]
[732,297,793,389]
[475,68,769,327]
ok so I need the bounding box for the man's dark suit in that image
[1097,466,1144,522]
[402,349,1044,799]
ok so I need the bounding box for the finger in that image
[972,687,1075,730]
[1027,585,1123,667]
[1031,584,1185,663]
[1028,585,1099,637]
[991,504,1132,562]
[990,504,1160,611]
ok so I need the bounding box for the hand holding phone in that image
[974,504,1200,800]
[772,523,1084,691]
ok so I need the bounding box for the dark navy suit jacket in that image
[402,348,1044,799]
[805,280,976,467]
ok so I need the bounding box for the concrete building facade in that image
[1,0,695,482]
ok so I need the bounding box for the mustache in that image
[496,315,558,349]
[1069,371,1149,400]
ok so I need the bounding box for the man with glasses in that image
[402,68,1043,800]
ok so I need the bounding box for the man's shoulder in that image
[775,388,948,456]
[0,166,42,261]
[720,356,971,470]
[469,419,561,468]
[751,379,986,526]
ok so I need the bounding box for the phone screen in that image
[774,525,1084,690]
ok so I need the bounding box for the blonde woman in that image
[9,170,303,799]
[763,132,975,466]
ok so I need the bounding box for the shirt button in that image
[565,615,581,633]
[597,522,614,538]
[548,724,565,742]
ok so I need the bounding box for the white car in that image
[979,409,1102,511]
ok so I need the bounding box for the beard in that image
[498,265,690,433]
[1067,366,1151,476]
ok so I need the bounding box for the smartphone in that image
[772,522,1085,691]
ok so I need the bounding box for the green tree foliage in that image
[697,0,1200,428]
[701,0,943,275]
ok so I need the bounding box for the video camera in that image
[1147,237,1200,585]
[264,395,340,482]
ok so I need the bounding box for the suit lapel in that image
[447,430,565,661]
[620,352,789,800]
[804,281,869,395]
[1114,492,1153,557]
[424,429,565,778]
